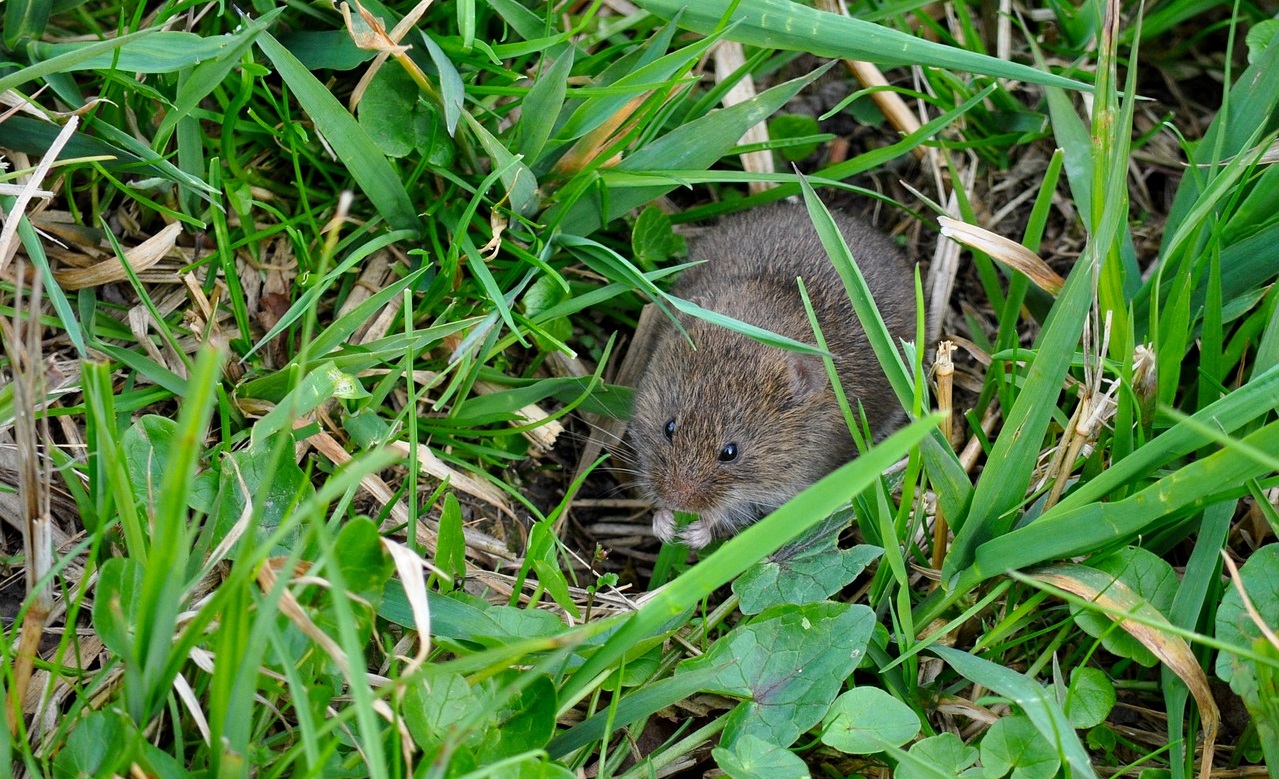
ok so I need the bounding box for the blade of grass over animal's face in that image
[558,415,940,706]
[932,645,1098,779]
[631,0,1091,91]
[969,416,1279,579]
[553,64,831,235]
[255,32,420,233]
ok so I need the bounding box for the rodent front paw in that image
[680,520,715,550]
[652,509,677,543]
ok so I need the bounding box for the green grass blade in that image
[154,8,285,144]
[632,0,1091,91]
[1163,500,1232,779]
[0,28,154,93]
[30,31,245,73]
[517,45,574,166]
[4,0,50,49]
[970,417,1279,578]
[14,211,86,359]
[548,665,724,758]
[136,345,224,718]
[256,31,420,232]
[554,64,831,234]
[1055,362,1279,514]
[797,180,973,522]
[244,229,418,359]
[944,251,1093,582]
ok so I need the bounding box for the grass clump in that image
[1,0,1277,777]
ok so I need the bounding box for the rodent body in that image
[630,202,916,549]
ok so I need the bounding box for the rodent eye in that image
[718,442,739,462]
[663,419,676,441]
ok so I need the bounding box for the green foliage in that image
[980,716,1061,779]
[713,734,810,779]
[820,687,921,754]
[1071,547,1178,667]
[3,0,1277,777]
[1215,544,1279,766]
[733,513,882,614]
[1063,668,1117,730]
[681,601,875,747]
[896,733,981,779]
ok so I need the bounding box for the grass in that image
[2,0,1278,777]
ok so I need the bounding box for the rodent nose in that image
[660,480,705,513]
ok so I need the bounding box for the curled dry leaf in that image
[381,537,436,673]
[55,221,183,290]
[1030,563,1219,779]
[938,216,1065,295]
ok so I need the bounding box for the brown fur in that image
[630,202,917,548]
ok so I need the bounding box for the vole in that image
[629,202,917,549]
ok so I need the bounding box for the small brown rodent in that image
[630,202,917,549]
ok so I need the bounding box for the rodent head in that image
[630,318,850,548]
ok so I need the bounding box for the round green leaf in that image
[821,686,920,754]
[713,734,809,779]
[766,113,821,161]
[358,64,453,164]
[980,715,1061,779]
[122,414,177,510]
[405,670,484,752]
[896,733,979,779]
[52,709,135,779]
[680,601,875,748]
[482,674,559,759]
[734,513,880,614]
[1063,667,1115,729]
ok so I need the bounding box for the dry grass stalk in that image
[0,115,76,271]
[813,0,924,157]
[931,340,955,570]
[1041,311,1117,510]
[342,0,438,111]
[713,40,775,194]
[4,267,53,737]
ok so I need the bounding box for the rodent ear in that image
[788,352,829,401]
